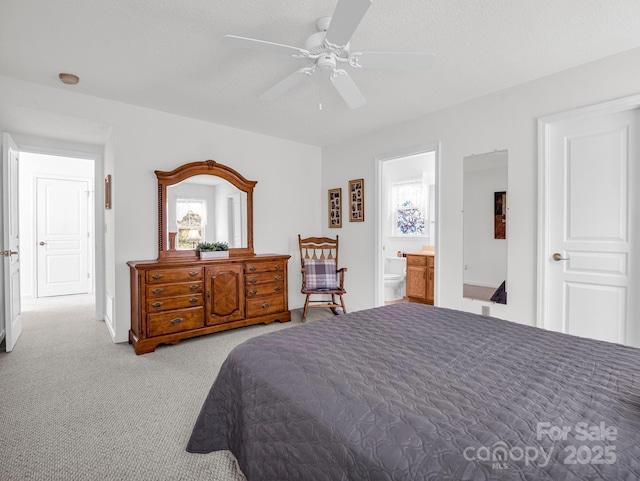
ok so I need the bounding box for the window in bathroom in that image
[391,176,427,236]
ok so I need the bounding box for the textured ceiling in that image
[1,0,639,147]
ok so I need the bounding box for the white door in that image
[36,177,89,297]
[540,106,639,344]
[2,133,22,352]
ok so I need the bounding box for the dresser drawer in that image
[146,268,202,284]
[246,283,284,297]
[245,271,285,286]
[245,260,286,274]
[246,294,285,318]
[147,307,204,337]
[146,281,202,298]
[147,294,203,312]
[406,255,427,266]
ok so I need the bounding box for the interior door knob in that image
[39,241,46,246]
[553,253,569,261]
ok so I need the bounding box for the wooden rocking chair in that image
[298,235,347,321]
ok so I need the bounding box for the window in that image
[391,177,427,236]
[176,199,206,249]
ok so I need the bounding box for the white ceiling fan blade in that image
[324,0,372,48]
[260,68,315,101]
[351,52,435,70]
[330,69,366,109]
[224,35,309,57]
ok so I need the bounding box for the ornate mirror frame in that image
[156,160,256,260]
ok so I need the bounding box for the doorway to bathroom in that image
[375,147,438,306]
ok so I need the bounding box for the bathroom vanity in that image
[405,252,435,305]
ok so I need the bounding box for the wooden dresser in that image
[405,253,435,305]
[128,254,290,354]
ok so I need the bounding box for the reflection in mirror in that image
[166,175,247,250]
[463,150,508,304]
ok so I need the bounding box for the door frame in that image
[374,141,441,307]
[2,132,22,351]
[11,139,105,321]
[536,93,640,331]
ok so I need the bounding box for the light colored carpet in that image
[0,294,332,481]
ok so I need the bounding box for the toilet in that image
[384,257,407,302]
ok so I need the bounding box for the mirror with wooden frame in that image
[156,160,256,260]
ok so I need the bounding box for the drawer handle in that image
[152,301,163,308]
[274,275,283,281]
[249,266,257,272]
[152,288,163,295]
[189,284,199,291]
[249,289,257,296]
[275,286,282,292]
[189,297,199,304]
[275,264,282,270]
[262,303,270,309]
[170,317,183,326]
[189,271,199,277]
[249,278,257,284]
[152,273,164,280]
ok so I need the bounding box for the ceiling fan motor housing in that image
[305,17,350,56]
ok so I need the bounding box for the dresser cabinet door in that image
[205,264,245,325]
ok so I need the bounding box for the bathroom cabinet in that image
[405,253,434,305]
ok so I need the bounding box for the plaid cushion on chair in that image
[304,258,339,290]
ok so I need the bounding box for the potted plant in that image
[196,241,229,259]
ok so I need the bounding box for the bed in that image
[187,303,640,480]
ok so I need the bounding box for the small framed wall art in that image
[328,188,342,228]
[348,178,364,222]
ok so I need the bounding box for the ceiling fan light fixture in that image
[58,72,79,85]
[317,54,337,71]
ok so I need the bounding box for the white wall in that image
[0,76,322,343]
[322,47,640,324]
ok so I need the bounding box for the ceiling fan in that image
[223,0,435,109]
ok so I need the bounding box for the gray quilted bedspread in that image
[187,303,640,480]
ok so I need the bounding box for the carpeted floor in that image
[0,294,331,481]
